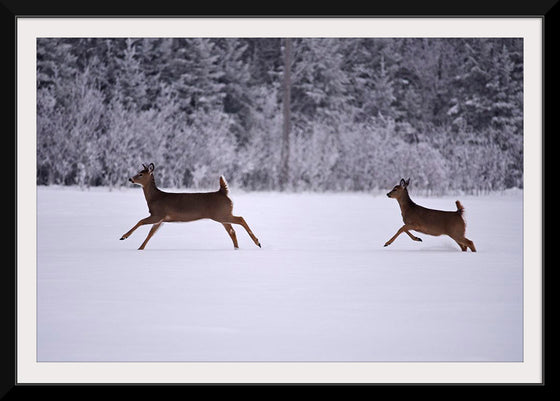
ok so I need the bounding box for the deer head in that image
[129,163,155,187]
[387,178,410,199]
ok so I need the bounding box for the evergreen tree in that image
[215,38,253,144]
[36,38,78,108]
[371,55,396,118]
[170,38,226,119]
[114,38,149,111]
[245,38,282,85]
[291,38,352,123]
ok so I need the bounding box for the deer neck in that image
[397,190,416,214]
[142,176,161,204]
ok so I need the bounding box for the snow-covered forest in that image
[36,38,523,193]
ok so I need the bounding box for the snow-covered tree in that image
[114,38,149,111]
[36,37,524,192]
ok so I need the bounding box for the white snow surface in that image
[37,186,523,362]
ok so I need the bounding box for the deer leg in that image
[138,221,163,250]
[384,225,409,247]
[405,230,422,242]
[120,215,161,240]
[451,235,476,252]
[464,238,476,252]
[228,216,261,248]
[222,223,239,249]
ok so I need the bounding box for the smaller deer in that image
[120,163,261,250]
[384,178,476,252]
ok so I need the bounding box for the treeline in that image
[37,38,523,193]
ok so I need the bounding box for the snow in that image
[36,186,523,362]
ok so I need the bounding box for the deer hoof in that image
[120,236,125,240]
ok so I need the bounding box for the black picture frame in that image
[5,0,555,394]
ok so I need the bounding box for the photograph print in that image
[36,35,524,364]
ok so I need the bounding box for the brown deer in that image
[120,163,261,250]
[384,178,476,252]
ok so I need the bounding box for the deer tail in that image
[455,200,464,216]
[219,176,229,195]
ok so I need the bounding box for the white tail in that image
[219,175,229,195]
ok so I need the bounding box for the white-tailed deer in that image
[384,178,476,252]
[120,163,261,250]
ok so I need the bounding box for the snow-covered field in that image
[36,186,523,362]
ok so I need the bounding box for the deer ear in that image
[142,163,147,170]
[400,178,407,187]
[148,163,155,173]
[404,178,410,187]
